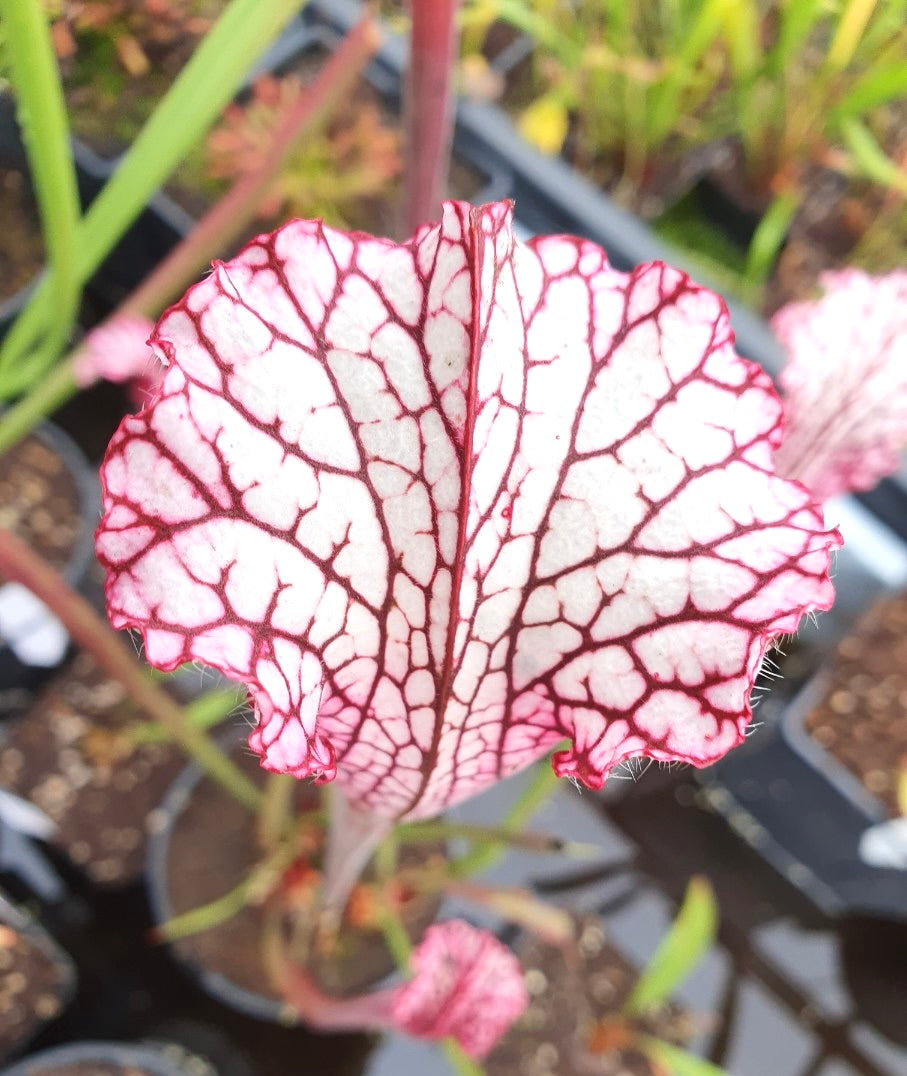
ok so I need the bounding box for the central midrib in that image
[401,208,484,816]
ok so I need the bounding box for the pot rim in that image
[0,1040,217,1076]
[145,729,301,1026]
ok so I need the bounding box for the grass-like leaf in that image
[840,116,907,195]
[743,190,799,285]
[624,876,718,1017]
[0,0,81,391]
[833,63,907,118]
[637,1036,732,1076]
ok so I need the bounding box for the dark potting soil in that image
[485,918,694,1076]
[0,168,44,304]
[0,433,82,576]
[0,653,184,886]
[0,922,72,1055]
[804,588,907,818]
[165,746,443,1005]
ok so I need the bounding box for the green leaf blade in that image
[0,0,82,386]
[624,876,718,1017]
[637,1036,733,1076]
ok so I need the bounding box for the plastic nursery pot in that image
[780,590,907,912]
[699,585,907,923]
[0,892,76,1063]
[0,651,187,888]
[0,1040,217,1076]
[0,420,99,717]
[146,732,444,1025]
[0,93,189,324]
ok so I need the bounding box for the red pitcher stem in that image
[405,0,460,233]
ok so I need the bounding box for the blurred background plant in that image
[453,0,907,308]
[188,72,402,230]
[460,0,730,201]
[0,0,306,403]
[586,875,722,1076]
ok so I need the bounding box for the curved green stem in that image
[127,686,246,746]
[0,0,81,385]
[400,818,598,859]
[448,753,564,878]
[155,835,299,942]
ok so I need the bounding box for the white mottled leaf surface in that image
[97,202,840,820]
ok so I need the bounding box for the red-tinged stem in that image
[0,526,261,810]
[262,910,396,1031]
[405,0,460,234]
[280,960,396,1032]
[0,14,381,458]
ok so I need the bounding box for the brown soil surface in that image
[804,589,907,818]
[0,920,73,1055]
[0,168,43,303]
[0,653,184,885]
[0,432,82,575]
[486,918,696,1076]
[164,745,443,1006]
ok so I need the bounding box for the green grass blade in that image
[825,0,878,73]
[832,62,907,118]
[645,0,727,147]
[770,0,825,75]
[624,876,718,1017]
[743,189,799,285]
[0,0,304,381]
[493,0,580,66]
[720,0,762,81]
[0,0,81,386]
[636,1037,732,1076]
[839,116,907,195]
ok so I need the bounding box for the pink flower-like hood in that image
[275,918,527,1058]
[391,919,528,1058]
[96,201,840,820]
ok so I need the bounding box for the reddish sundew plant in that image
[95,199,840,826]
